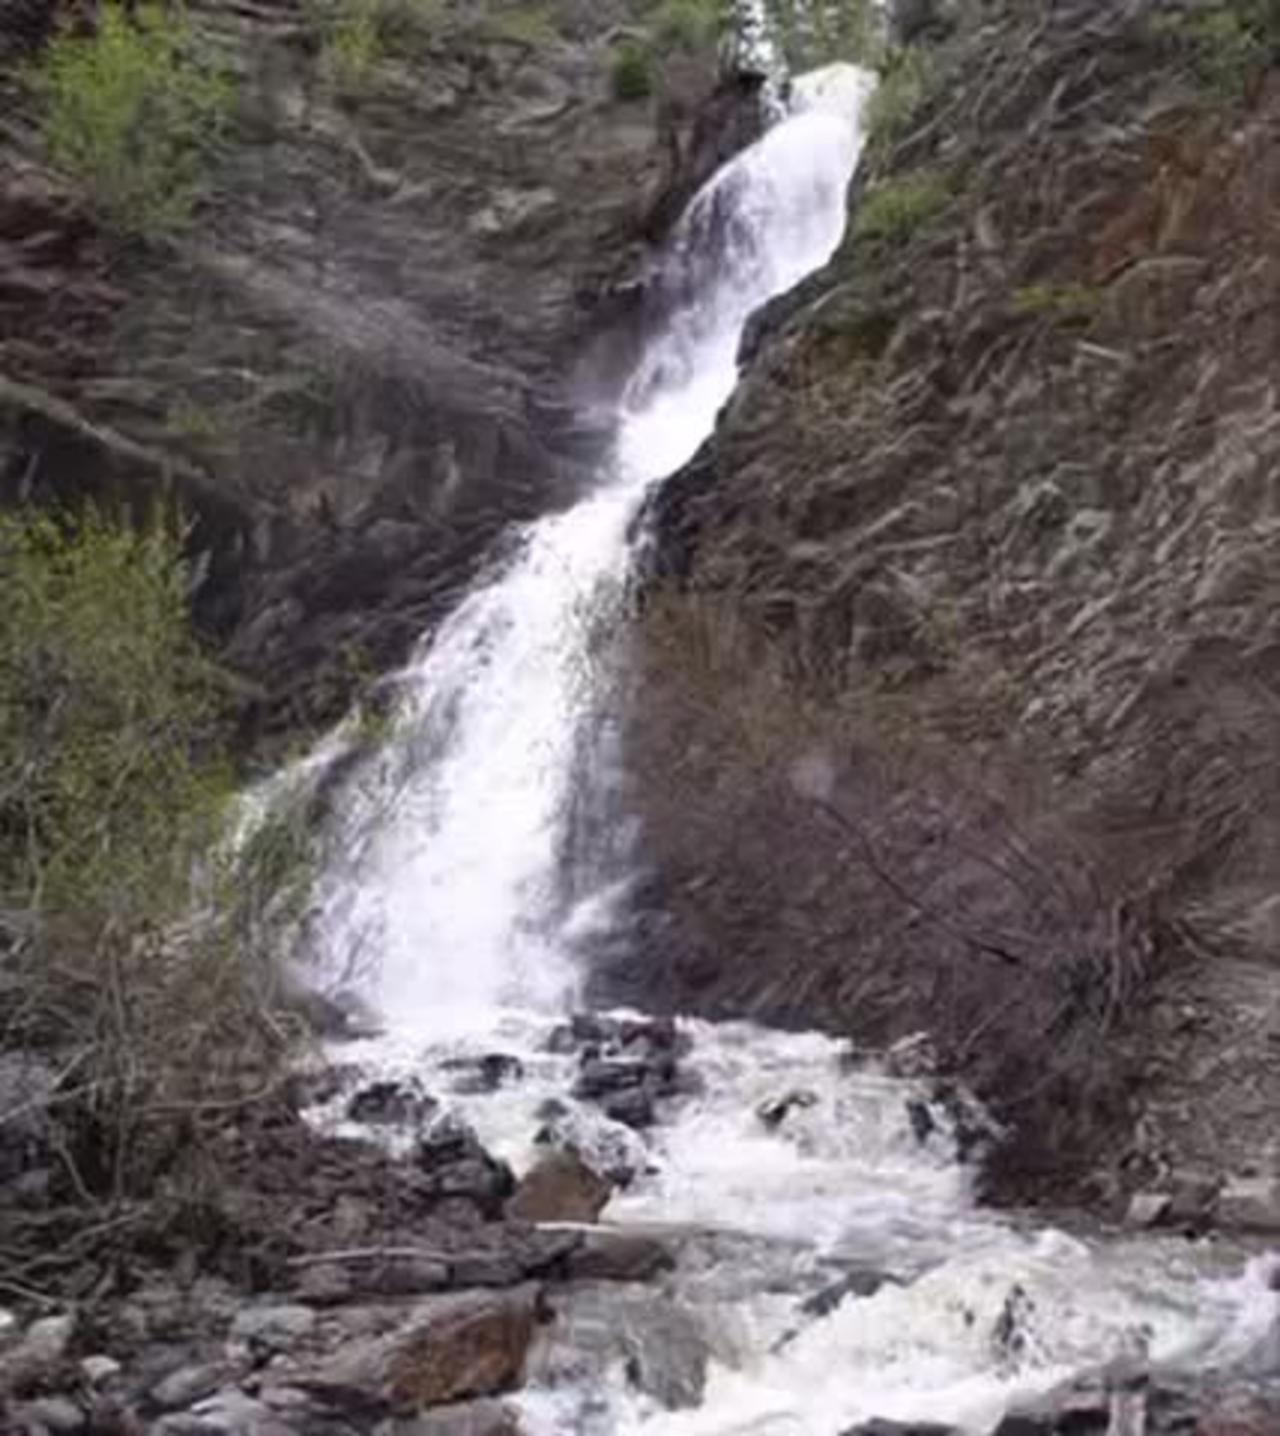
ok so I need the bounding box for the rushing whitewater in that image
[297,64,1279,1436]
[305,67,874,1033]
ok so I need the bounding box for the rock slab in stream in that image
[311,1285,543,1412]
[398,1398,522,1435]
[505,1150,612,1224]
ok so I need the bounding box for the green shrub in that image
[612,40,654,100]
[321,0,383,92]
[32,2,232,237]
[0,509,295,1197]
[652,0,725,52]
[854,171,950,244]
[1152,1,1280,99]
[865,46,932,160]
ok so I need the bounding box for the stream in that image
[289,63,1278,1434]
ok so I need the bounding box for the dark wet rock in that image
[307,1285,544,1413]
[574,1058,649,1098]
[563,1231,675,1283]
[0,1313,75,1398]
[347,1080,438,1128]
[601,1087,656,1130]
[1216,1177,1280,1234]
[841,1422,962,1436]
[906,1099,937,1145]
[756,1089,819,1130]
[800,1268,902,1319]
[991,1284,1036,1367]
[284,985,383,1043]
[506,1151,612,1224]
[415,1119,516,1219]
[440,1054,525,1096]
[930,1084,997,1164]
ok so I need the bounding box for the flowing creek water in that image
[291,65,1279,1434]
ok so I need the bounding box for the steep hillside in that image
[0,0,759,743]
[621,0,1280,1201]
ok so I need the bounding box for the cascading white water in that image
[297,63,1280,1436]
[307,66,874,1036]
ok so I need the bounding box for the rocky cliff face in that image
[625,0,1280,1198]
[0,0,759,743]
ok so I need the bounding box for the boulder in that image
[313,1286,544,1413]
[564,1231,675,1283]
[506,1151,612,1224]
[757,1090,819,1129]
[574,1059,648,1098]
[528,1284,706,1412]
[229,1304,316,1352]
[1125,1191,1172,1229]
[150,1363,231,1412]
[601,1087,656,1130]
[0,1313,75,1398]
[416,1119,516,1219]
[397,1398,521,1435]
[12,1396,85,1433]
[1216,1177,1280,1233]
[347,1080,438,1128]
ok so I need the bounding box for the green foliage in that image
[865,46,932,160]
[32,2,232,236]
[321,0,383,92]
[612,40,655,100]
[1152,1,1280,100]
[0,509,295,1197]
[1013,282,1101,323]
[479,3,560,46]
[0,509,227,923]
[652,0,726,52]
[854,170,950,244]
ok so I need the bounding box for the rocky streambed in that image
[7,1010,1278,1435]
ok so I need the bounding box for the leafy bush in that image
[321,0,383,92]
[653,0,725,52]
[864,46,932,160]
[854,170,950,244]
[1152,1,1280,99]
[0,509,296,1199]
[32,2,232,236]
[612,40,654,100]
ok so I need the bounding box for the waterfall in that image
[289,61,1278,1436]
[304,66,874,1037]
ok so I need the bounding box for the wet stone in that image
[347,1079,438,1127]
[601,1086,655,1130]
[756,1089,819,1129]
[440,1053,525,1095]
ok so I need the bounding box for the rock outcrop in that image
[0,0,762,744]
[622,0,1280,1199]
